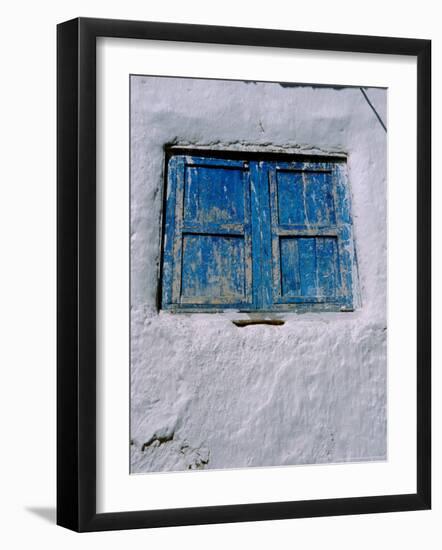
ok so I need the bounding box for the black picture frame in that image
[57,17,431,532]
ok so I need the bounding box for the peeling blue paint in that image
[162,154,357,312]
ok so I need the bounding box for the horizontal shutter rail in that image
[273,161,337,170]
[274,296,342,304]
[275,167,333,174]
[184,157,248,169]
[181,223,246,236]
[180,296,247,305]
[276,226,340,237]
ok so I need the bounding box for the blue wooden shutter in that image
[162,154,356,312]
[162,156,253,309]
[266,161,355,310]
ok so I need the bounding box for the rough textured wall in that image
[130,76,387,473]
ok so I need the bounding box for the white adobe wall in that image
[130,76,387,472]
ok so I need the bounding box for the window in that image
[161,151,358,312]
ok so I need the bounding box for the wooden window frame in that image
[161,150,358,313]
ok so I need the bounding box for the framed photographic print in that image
[57,17,431,531]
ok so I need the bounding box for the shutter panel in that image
[268,162,351,308]
[163,156,253,309]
